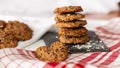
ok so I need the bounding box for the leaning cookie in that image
[59,35,90,44]
[55,13,85,21]
[59,27,87,37]
[0,30,18,49]
[36,41,68,61]
[50,41,68,61]
[4,21,33,41]
[54,6,83,14]
[0,20,6,29]
[36,46,51,61]
[56,20,87,28]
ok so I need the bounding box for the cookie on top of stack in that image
[54,6,89,44]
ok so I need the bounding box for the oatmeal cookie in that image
[59,27,87,37]
[59,35,90,44]
[54,6,83,14]
[0,20,6,29]
[56,20,87,28]
[36,41,68,61]
[0,30,18,49]
[4,21,33,41]
[55,13,85,21]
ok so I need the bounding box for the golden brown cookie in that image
[55,13,85,21]
[36,41,68,61]
[59,35,90,44]
[0,20,6,29]
[4,21,33,41]
[54,6,83,14]
[59,27,87,37]
[56,20,87,28]
[0,30,18,49]
[36,46,51,61]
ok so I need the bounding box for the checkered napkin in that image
[0,18,120,68]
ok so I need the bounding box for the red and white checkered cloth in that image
[0,18,120,68]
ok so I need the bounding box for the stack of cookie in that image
[54,6,89,44]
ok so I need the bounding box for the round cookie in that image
[55,13,85,21]
[56,20,87,28]
[0,20,6,29]
[54,6,83,14]
[0,30,18,49]
[36,41,68,61]
[4,21,33,41]
[59,27,87,37]
[36,46,52,61]
[59,35,90,44]
[50,41,68,61]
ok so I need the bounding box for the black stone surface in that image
[41,31,110,53]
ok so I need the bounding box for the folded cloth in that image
[0,15,54,48]
[0,17,120,68]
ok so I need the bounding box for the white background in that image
[0,0,119,17]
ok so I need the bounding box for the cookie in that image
[36,46,51,61]
[54,6,83,14]
[59,27,87,37]
[56,20,87,28]
[36,41,68,61]
[55,13,85,21]
[4,21,33,41]
[0,30,18,49]
[0,20,6,29]
[59,35,90,44]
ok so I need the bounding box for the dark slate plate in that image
[41,31,110,53]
